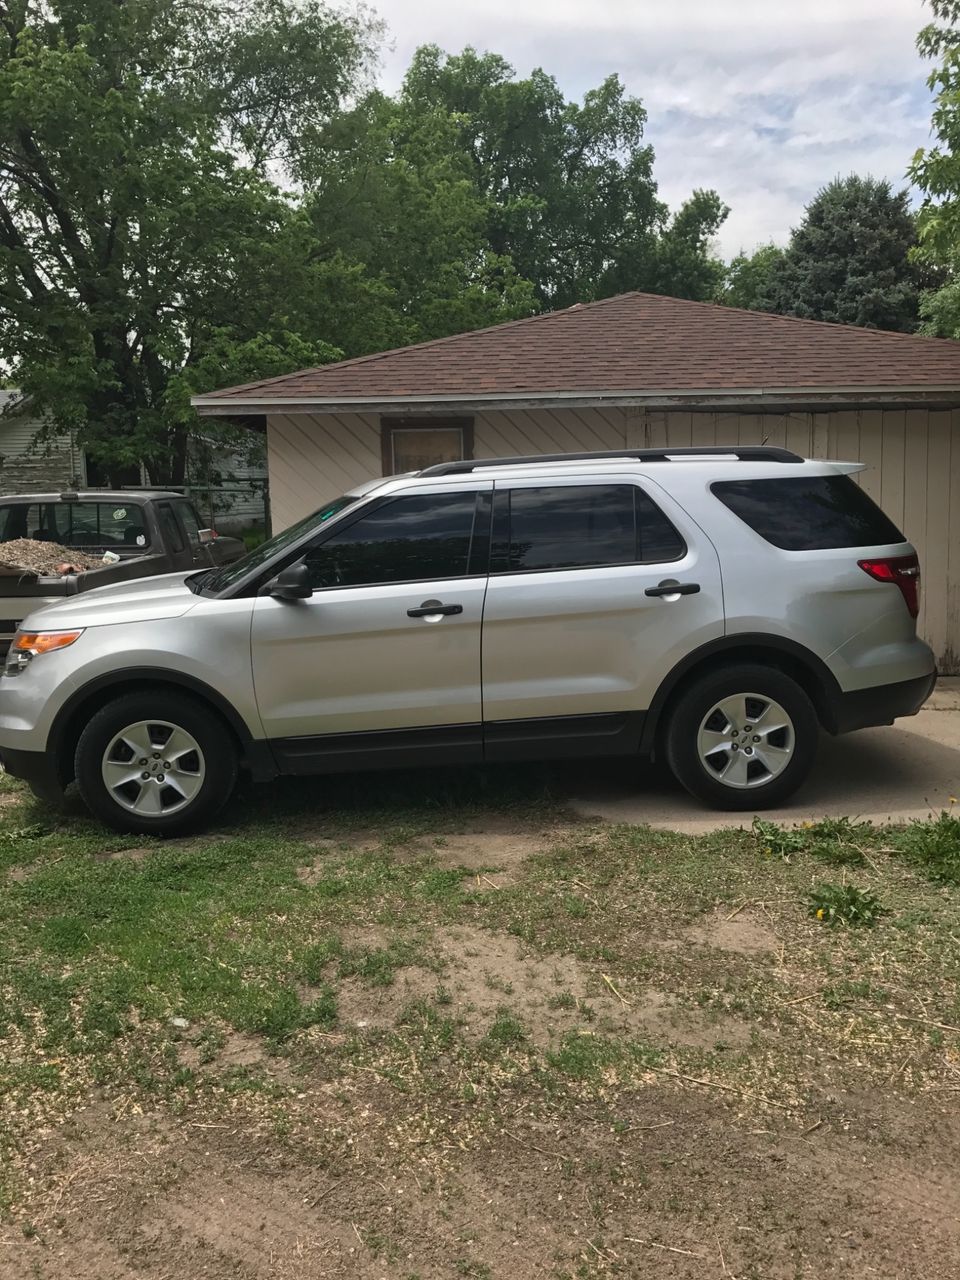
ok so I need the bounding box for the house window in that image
[380,417,474,476]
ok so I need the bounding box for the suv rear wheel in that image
[665,664,818,810]
[75,692,238,835]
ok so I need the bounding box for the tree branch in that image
[14,127,97,298]
[0,193,51,300]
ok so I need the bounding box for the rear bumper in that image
[0,746,64,801]
[828,670,937,735]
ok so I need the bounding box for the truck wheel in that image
[664,664,818,811]
[75,692,238,835]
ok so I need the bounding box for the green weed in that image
[808,883,887,928]
[891,810,960,884]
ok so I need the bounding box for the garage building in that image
[194,291,960,672]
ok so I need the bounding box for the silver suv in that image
[0,447,937,834]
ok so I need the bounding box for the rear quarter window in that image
[711,475,905,551]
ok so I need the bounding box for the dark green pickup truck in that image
[0,490,245,653]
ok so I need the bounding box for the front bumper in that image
[0,746,65,801]
[828,669,938,735]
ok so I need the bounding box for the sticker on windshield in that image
[136,534,146,546]
[113,507,127,521]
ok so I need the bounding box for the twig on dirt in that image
[892,1012,960,1035]
[850,844,883,876]
[801,1118,823,1137]
[49,1158,91,1212]
[504,1129,559,1159]
[351,1222,363,1246]
[586,1239,618,1262]
[624,1237,706,1259]
[887,1056,912,1083]
[618,1120,676,1134]
[601,973,630,1007]
[649,1065,793,1111]
[717,1233,736,1276]
[725,899,763,921]
[782,990,823,1007]
[112,1096,132,1123]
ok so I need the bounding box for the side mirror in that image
[269,563,313,601]
[198,528,217,545]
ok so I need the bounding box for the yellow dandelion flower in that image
[950,796,958,805]
[816,908,825,920]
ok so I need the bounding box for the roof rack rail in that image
[420,445,803,476]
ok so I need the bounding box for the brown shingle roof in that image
[195,292,960,407]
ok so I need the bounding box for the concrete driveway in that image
[567,678,960,833]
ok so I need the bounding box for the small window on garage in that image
[380,418,474,475]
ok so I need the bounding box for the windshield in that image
[0,500,150,550]
[199,496,359,593]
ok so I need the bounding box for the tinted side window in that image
[712,476,905,551]
[304,492,478,588]
[175,502,202,547]
[0,504,34,541]
[157,503,185,553]
[491,485,683,573]
[492,486,636,572]
[637,489,686,562]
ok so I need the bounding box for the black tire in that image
[75,692,238,835]
[664,664,819,811]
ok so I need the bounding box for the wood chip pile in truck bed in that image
[0,539,100,576]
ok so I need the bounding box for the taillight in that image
[858,554,920,619]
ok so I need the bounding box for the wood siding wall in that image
[0,412,78,494]
[266,406,960,672]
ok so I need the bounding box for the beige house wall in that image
[266,405,960,672]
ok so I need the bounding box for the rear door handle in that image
[644,581,701,598]
[407,600,464,618]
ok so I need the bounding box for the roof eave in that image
[192,385,960,417]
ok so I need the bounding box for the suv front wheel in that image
[665,664,818,811]
[75,692,238,835]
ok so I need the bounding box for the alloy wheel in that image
[696,692,795,790]
[101,719,206,816]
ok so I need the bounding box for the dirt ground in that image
[4,1054,959,1279]
[2,806,960,1279]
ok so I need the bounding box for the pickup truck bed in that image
[0,490,245,652]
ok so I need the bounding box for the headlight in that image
[5,630,84,675]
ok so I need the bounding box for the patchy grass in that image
[1,771,960,1277]
[890,808,960,883]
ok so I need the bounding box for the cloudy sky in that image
[368,0,937,258]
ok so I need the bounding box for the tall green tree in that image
[911,0,960,261]
[908,2,960,338]
[754,177,924,331]
[0,0,379,483]
[384,46,728,309]
[718,244,785,310]
[304,88,537,346]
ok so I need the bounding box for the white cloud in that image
[367,0,937,257]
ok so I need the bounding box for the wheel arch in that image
[640,634,842,758]
[50,669,273,788]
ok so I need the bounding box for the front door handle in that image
[645,581,701,598]
[407,599,464,618]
